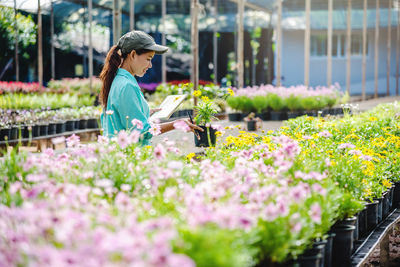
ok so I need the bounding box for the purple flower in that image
[154,143,166,159]
[149,123,161,136]
[310,203,322,223]
[66,134,80,147]
[117,131,130,149]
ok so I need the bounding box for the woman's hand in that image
[150,108,162,116]
[181,118,204,140]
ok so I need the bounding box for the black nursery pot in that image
[48,123,56,135]
[331,225,355,267]
[79,119,88,129]
[298,246,322,267]
[324,233,336,267]
[228,113,242,121]
[87,118,98,129]
[10,127,18,140]
[373,197,383,223]
[247,120,257,131]
[366,200,379,231]
[287,111,301,119]
[0,128,11,142]
[74,120,80,130]
[270,110,288,121]
[39,124,48,137]
[194,126,216,147]
[56,122,66,134]
[257,112,270,121]
[32,125,40,138]
[65,120,75,132]
[393,182,400,208]
[358,207,368,238]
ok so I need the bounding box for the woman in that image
[100,30,202,145]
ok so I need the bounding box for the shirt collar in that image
[117,68,137,83]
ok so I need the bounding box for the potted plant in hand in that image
[193,95,218,147]
[244,112,260,131]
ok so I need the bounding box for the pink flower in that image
[154,144,166,160]
[117,131,130,149]
[338,143,356,149]
[310,203,322,223]
[51,136,66,145]
[129,130,140,143]
[131,119,143,130]
[149,123,161,136]
[318,130,332,138]
[66,134,80,147]
[173,120,190,132]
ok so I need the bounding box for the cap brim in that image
[146,44,168,54]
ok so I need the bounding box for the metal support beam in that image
[346,0,352,94]
[50,0,55,80]
[191,0,199,106]
[276,0,282,87]
[113,0,121,44]
[397,0,400,95]
[304,0,310,87]
[374,0,380,98]
[88,0,93,92]
[362,0,367,101]
[237,0,245,89]
[37,0,43,89]
[228,0,270,13]
[327,0,333,87]
[387,0,392,96]
[129,0,134,31]
[213,0,218,84]
[162,0,166,84]
[13,0,19,82]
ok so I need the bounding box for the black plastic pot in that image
[358,206,368,238]
[312,239,327,267]
[228,113,242,121]
[0,127,11,142]
[298,247,322,267]
[393,182,400,208]
[48,123,56,135]
[87,118,98,129]
[270,110,288,121]
[287,111,302,119]
[331,225,355,267]
[74,120,80,130]
[39,124,48,136]
[324,233,335,267]
[32,125,40,138]
[79,119,88,130]
[194,126,216,147]
[256,112,270,121]
[247,120,257,131]
[256,258,299,267]
[65,120,75,132]
[56,122,66,134]
[382,191,390,219]
[303,110,318,117]
[389,186,394,210]
[10,127,18,140]
[366,200,379,231]
[373,197,383,223]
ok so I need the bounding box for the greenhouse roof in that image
[1,0,399,32]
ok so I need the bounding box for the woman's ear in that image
[130,50,136,59]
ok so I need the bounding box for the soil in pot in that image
[194,126,216,147]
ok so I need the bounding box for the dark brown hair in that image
[99,45,122,108]
[99,46,153,108]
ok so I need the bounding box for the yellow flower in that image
[382,179,392,189]
[193,90,202,97]
[227,88,234,96]
[215,131,223,137]
[186,152,196,161]
[267,130,274,134]
[368,117,377,121]
[201,96,209,102]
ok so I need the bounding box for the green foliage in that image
[226,96,240,111]
[268,94,286,112]
[0,7,36,62]
[252,95,269,113]
[286,95,302,112]
[300,97,319,111]
[236,96,255,113]
[194,98,218,125]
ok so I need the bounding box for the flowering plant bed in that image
[0,102,400,266]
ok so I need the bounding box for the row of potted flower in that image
[0,107,101,141]
[0,102,399,266]
[226,84,347,121]
[0,81,45,94]
[0,93,96,110]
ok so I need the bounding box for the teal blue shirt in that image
[101,68,152,145]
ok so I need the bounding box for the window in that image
[310,33,367,57]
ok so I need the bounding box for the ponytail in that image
[99,45,122,108]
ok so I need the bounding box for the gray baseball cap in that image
[117,30,168,55]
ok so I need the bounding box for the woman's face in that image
[130,50,155,77]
